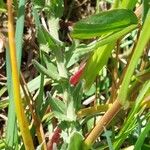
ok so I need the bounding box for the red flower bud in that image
[69,63,86,86]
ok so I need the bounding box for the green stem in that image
[118,9,150,105]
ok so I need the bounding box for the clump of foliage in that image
[0,0,150,150]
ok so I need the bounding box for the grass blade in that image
[7,0,34,149]
[134,120,150,149]
[6,0,26,147]
[118,9,150,105]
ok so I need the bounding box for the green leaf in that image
[6,47,18,148]
[72,83,83,111]
[103,128,114,150]
[134,120,150,150]
[0,0,6,12]
[71,9,138,39]
[37,27,62,53]
[22,75,50,95]
[114,81,150,149]
[32,7,62,52]
[118,9,150,105]
[67,24,137,67]
[6,0,25,147]
[45,0,64,18]
[34,0,45,9]
[67,132,83,150]
[143,0,150,22]
[121,0,138,10]
[42,52,58,73]
[82,43,115,90]
[32,59,60,81]
[48,96,67,120]
[44,0,64,40]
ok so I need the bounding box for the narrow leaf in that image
[121,0,138,10]
[6,0,26,147]
[135,120,150,149]
[83,43,115,90]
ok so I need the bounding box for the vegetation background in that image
[0,0,150,150]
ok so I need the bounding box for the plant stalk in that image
[84,99,122,147]
[7,0,34,149]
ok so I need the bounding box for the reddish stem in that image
[47,127,62,150]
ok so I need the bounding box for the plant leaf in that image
[32,59,60,81]
[0,0,6,12]
[121,0,138,10]
[71,9,138,39]
[82,43,115,90]
[118,9,150,105]
[6,0,26,147]
[45,0,64,18]
[67,24,137,67]
[135,119,150,150]
[34,0,45,9]
[48,96,67,120]
[67,132,83,150]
